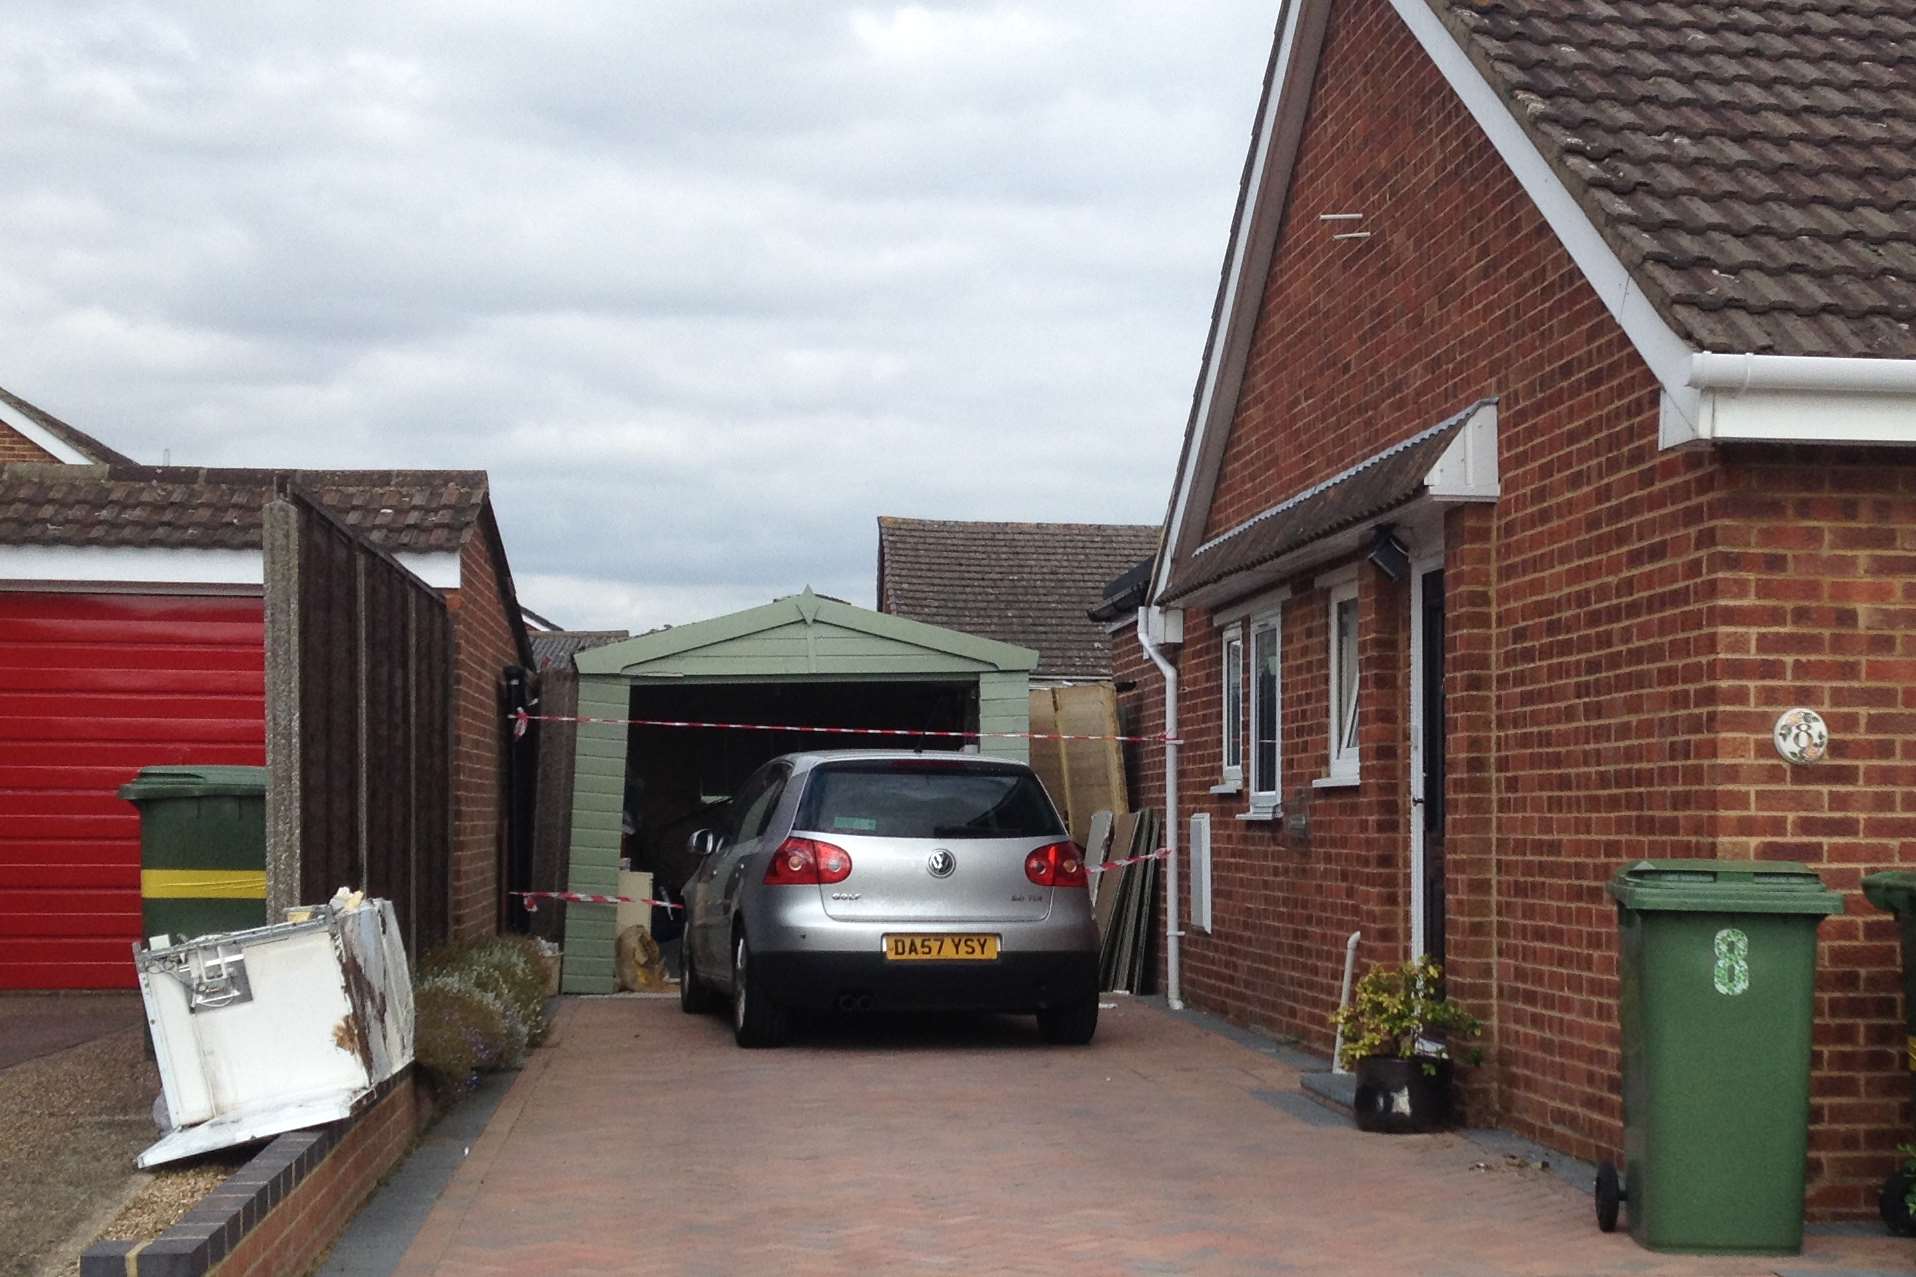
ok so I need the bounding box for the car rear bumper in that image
[751,946,1098,1013]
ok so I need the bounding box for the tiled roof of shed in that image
[1431,0,1916,357]
[877,518,1161,680]
[0,465,490,553]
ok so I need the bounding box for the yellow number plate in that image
[883,934,1001,961]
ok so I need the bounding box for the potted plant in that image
[1329,956,1483,1134]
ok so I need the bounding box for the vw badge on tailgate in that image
[926,849,956,879]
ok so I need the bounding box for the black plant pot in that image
[1352,1056,1452,1134]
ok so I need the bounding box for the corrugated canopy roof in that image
[1161,404,1479,602]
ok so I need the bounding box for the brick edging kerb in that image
[80,1071,410,1277]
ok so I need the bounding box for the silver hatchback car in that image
[677,750,1100,1048]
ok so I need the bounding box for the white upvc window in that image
[1220,625,1244,787]
[1327,578,1361,780]
[1248,611,1281,809]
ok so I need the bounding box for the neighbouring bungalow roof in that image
[1431,0,1916,359]
[0,386,137,466]
[877,517,1162,680]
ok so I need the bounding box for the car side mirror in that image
[688,828,721,858]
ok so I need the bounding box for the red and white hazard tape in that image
[509,707,1177,747]
[1089,848,1168,874]
[513,890,680,914]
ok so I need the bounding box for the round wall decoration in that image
[1773,708,1829,765]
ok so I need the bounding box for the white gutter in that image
[1689,352,1916,395]
[1137,606,1183,1011]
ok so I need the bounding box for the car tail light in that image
[764,837,853,886]
[1023,841,1086,888]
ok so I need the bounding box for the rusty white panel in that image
[135,899,415,1167]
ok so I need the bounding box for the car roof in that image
[777,748,1030,771]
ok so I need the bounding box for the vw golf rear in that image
[678,751,1101,1047]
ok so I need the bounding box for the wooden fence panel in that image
[264,483,454,956]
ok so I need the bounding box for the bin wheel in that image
[1595,1161,1623,1233]
[1880,1169,1916,1237]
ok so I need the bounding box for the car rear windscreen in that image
[796,762,1064,840]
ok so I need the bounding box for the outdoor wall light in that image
[1367,525,1410,581]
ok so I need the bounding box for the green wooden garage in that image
[560,589,1038,992]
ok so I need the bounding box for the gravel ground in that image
[0,1026,157,1277]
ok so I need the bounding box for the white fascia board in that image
[1688,354,1916,444]
[0,546,263,584]
[1697,388,1916,445]
[393,551,462,590]
[0,546,463,591]
[1425,401,1499,501]
[1154,0,1334,604]
[0,399,92,464]
[1383,0,1704,446]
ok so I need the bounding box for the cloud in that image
[0,1,1274,631]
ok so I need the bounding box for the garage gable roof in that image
[575,588,1039,678]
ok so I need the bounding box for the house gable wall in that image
[0,420,62,464]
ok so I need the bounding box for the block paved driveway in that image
[392,997,1913,1276]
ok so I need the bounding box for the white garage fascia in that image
[0,545,463,590]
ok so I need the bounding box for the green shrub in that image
[413,976,511,1094]
[412,934,552,1094]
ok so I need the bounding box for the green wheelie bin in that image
[119,765,269,943]
[1860,870,1916,1234]
[1597,860,1843,1253]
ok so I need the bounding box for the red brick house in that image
[1128,0,1916,1216]
[0,389,532,987]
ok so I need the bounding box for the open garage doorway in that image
[558,590,1039,992]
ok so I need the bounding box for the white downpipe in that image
[1137,607,1182,1011]
[1329,930,1362,1074]
[1688,351,1916,395]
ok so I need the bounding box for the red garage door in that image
[0,591,265,989]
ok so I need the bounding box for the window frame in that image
[1327,578,1361,781]
[1219,624,1244,789]
[1247,609,1282,811]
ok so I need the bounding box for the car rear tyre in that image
[1037,993,1098,1045]
[680,940,716,1015]
[732,933,787,1048]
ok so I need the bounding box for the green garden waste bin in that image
[1860,870,1916,1234]
[1597,860,1843,1253]
[119,765,269,943]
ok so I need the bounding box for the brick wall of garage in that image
[443,527,520,942]
[1153,0,1916,1216]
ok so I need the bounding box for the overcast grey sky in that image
[0,2,1273,631]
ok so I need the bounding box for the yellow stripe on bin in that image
[140,869,268,899]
